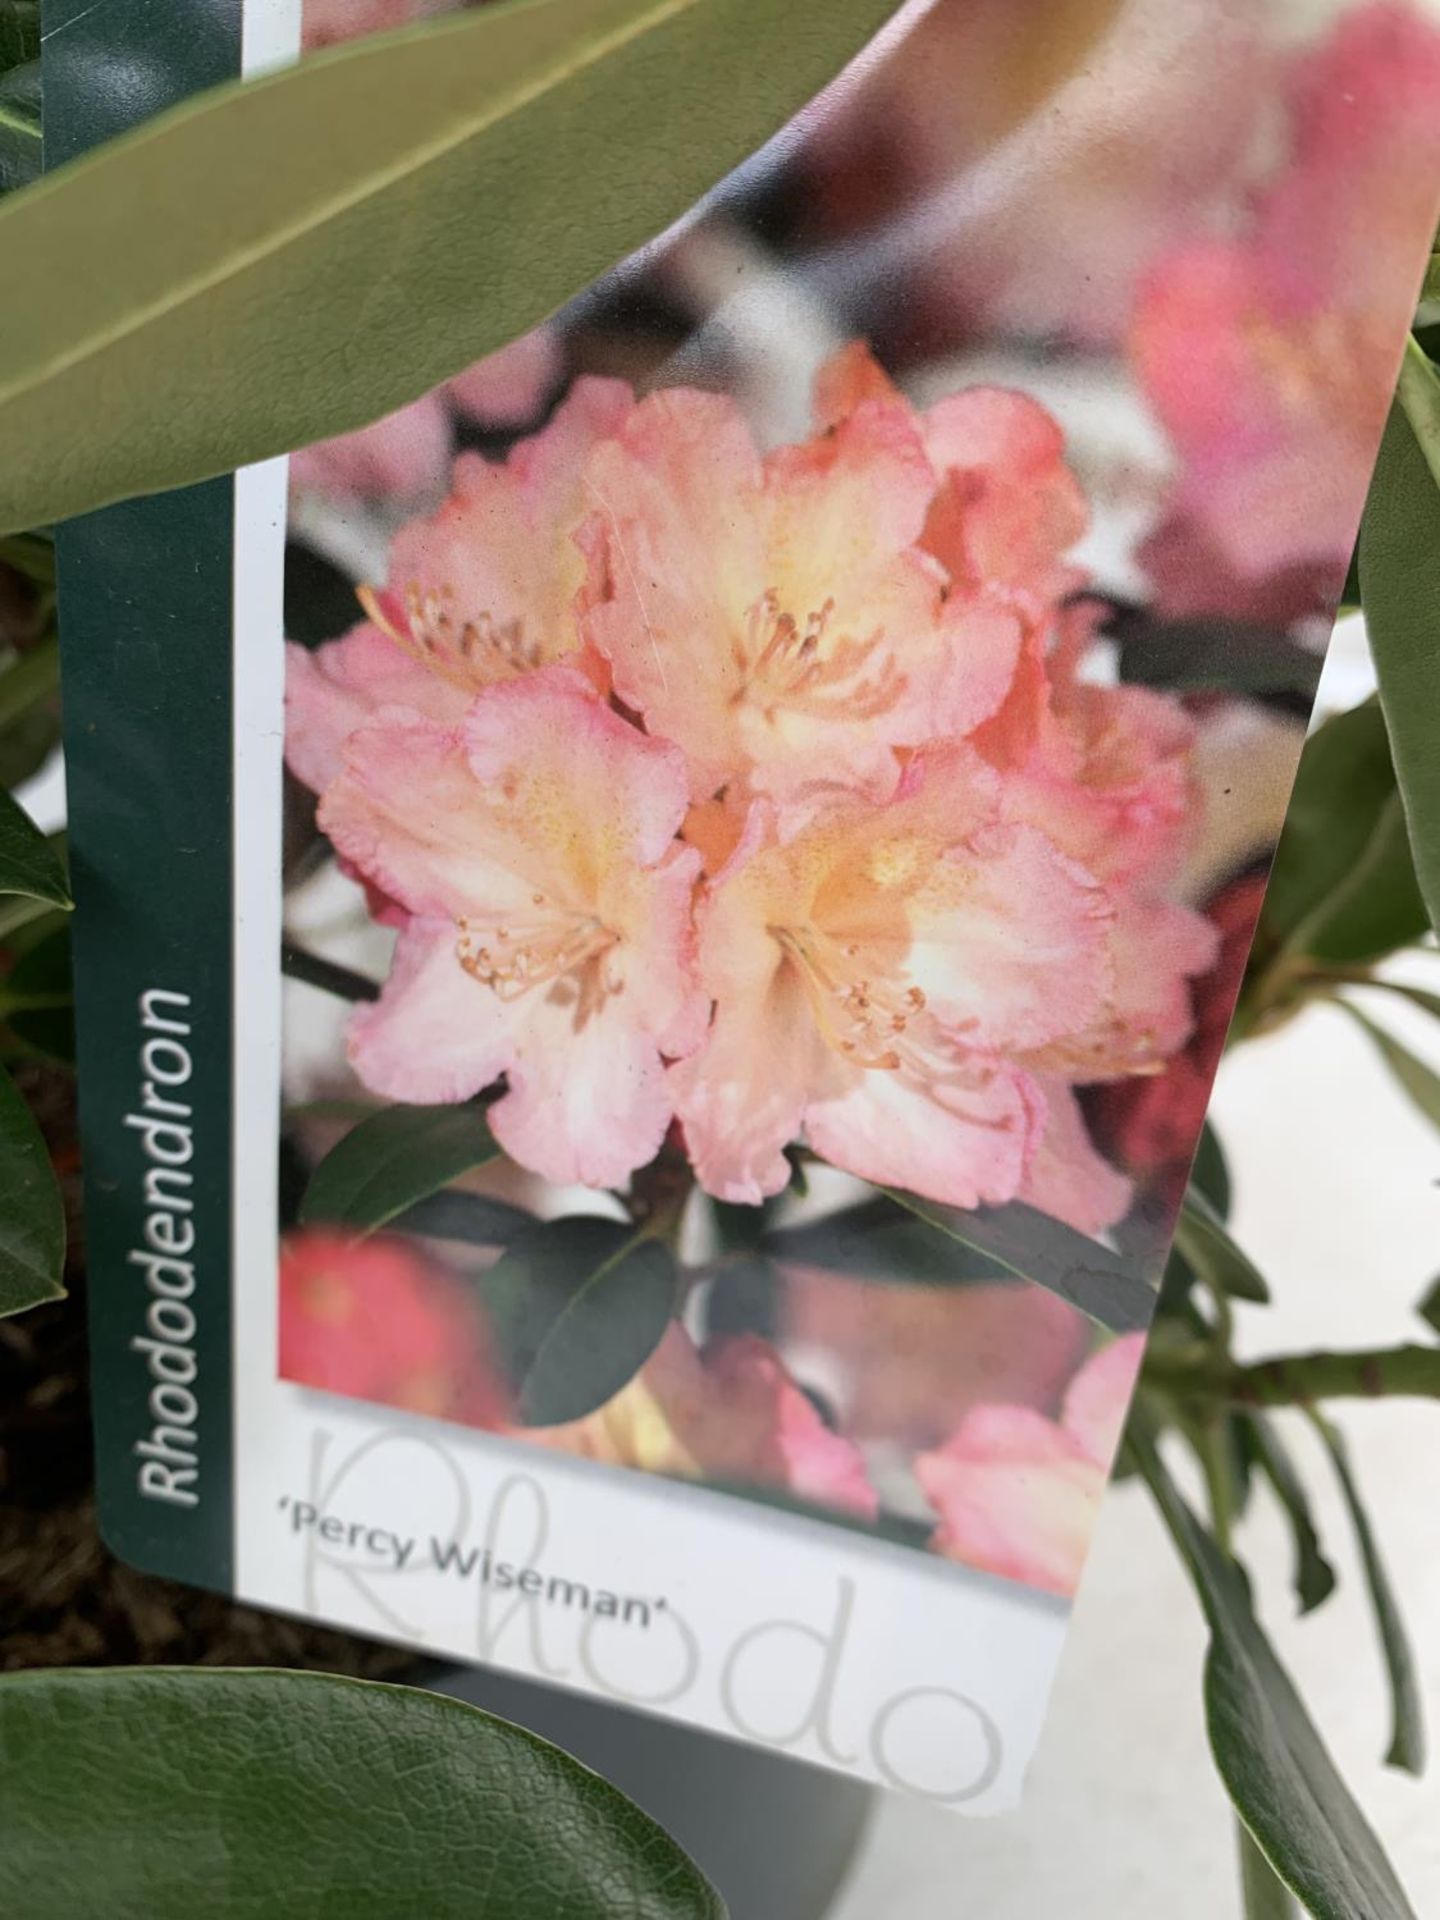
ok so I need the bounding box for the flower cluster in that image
[287,344,1215,1227]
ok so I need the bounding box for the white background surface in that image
[833,641,1440,1915]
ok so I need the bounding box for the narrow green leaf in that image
[1173,1188,1270,1305]
[1130,1428,1419,1920]
[1240,1824,1302,1920]
[1309,1414,1425,1775]
[1418,1274,1440,1337]
[1351,979,1440,1024]
[764,1195,1010,1286]
[0,57,40,197]
[484,1215,677,1426]
[1340,1003,1440,1130]
[1191,1120,1233,1221]
[1298,794,1429,967]
[299,1103,500,1234]
[882,1187,1155,1331]
[1263,701,1425,964]
[0,697,61,791]
[0,1668,725,1919]
[1237,1414,1337,1615]
[0,632,59,734]
[1360,394,1440,938]
[0,1062,64,1317]
[0,0,900,532]
[0,787,69,908]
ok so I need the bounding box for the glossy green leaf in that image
[1263,701,1427,964]
[0,0,899,532]
[1360,392,1440,938]
[883,1188,1154,1331]
[483,1215,677,1425]
[0,1668,725,1919]
[0,1062,64,1317]
[1298,794,1429,967]
[299,1103,500,1234]
[1,920,74,1062]
[1238,1414,1336,1615]
[1131,1429,1418,1920]
[1418,1273,1440,1338]
[1173,1188,1270,1304]
[0,57,40,196]
[1341,1004,1440,1130]
[1310,1414,1424,1775]
[0,786,69,908]
[0,3,38,74]
[764,1195,1010,1286]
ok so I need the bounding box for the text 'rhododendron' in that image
[915,1333,1146,1597]
[287,343,1215,1226]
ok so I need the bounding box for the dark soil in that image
[1,1062,411,1681]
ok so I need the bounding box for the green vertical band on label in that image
[45,0,244,1590]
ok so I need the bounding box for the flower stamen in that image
[737,590,905,723]
[359,581,545,685]
[456,910,619,1003]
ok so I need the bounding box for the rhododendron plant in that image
[9,0,1440,1911]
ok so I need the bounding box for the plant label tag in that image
[55,0,1440,1808]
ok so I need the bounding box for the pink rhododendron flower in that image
[670,742,1199,1215]
[279,1228,508,1424]
[580,383,1022,802]
[528,1321,877,1519]
[814,341,1089,608]
[286,378,633,794]
[319,668,706,1187]
[1134,3,1440,600]
[915,1332,1145,1596]
[448,329,564,431]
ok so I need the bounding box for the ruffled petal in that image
[804,1056,1041,1211]
[285,627,471,798]
[346,916,526,1103]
